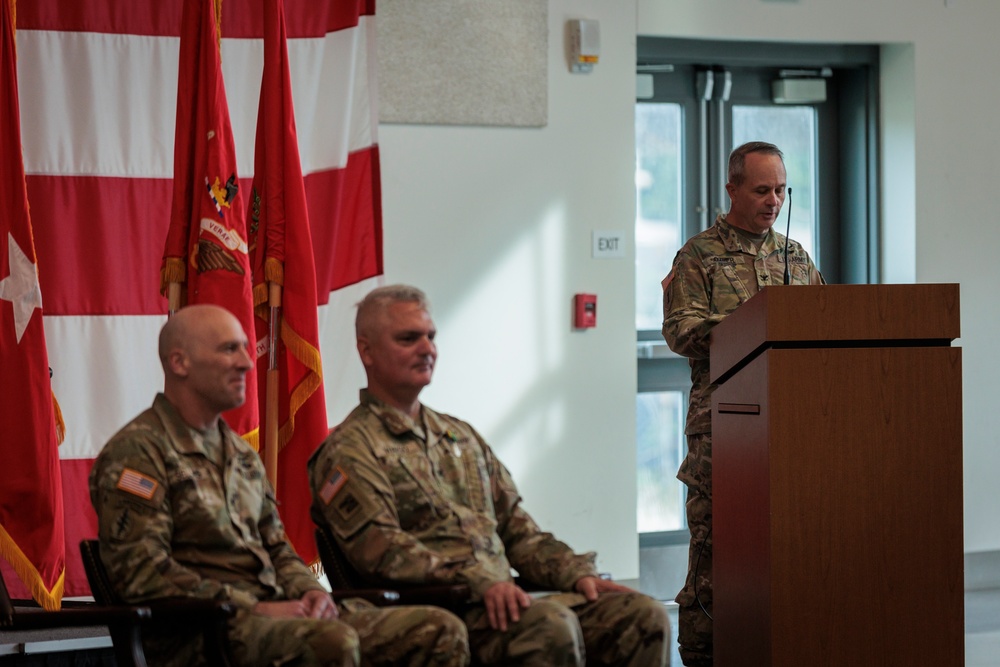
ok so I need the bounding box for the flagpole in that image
[265,281,282,490]
[167,282,182,316]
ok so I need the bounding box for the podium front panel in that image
[713,345,963,667]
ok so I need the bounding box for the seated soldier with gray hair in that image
[309,285,671,666]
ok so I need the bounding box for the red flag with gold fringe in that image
[11,0,380,595]
[0,0,65,611]
[162,0,260,446]
[248,0,328,563]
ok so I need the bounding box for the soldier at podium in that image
[661,141,824,666]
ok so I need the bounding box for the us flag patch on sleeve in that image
[320,467,349,505]
[116,468,158,500]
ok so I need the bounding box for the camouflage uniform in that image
[662,214,823,666]
[309,391,670,666]
[89,394,470,667]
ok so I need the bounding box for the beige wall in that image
[376,1,641,577]
[372,0,1000,583]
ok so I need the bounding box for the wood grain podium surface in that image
[710,283,960,384]
[711,284,963,667]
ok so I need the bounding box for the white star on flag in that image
[0,232,43,343]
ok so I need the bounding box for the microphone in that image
[782,187,793,285]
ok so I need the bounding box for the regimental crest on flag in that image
[207,174,239,217]
[194,172,249,276]
[320,466,348,505]
[195,238,245,275]
[115,468,158,501]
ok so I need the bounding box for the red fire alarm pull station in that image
[574,293,597,328]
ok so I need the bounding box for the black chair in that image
[81,538,399,664]
[315,525,473,612]
[1,566,152,667]
[314,525,605,609]
[80,539,237,667]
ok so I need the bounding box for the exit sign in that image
[592,231,625,258]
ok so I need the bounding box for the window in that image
[635,103,683,332]
[637,390,686,532]
[732,105,818,257]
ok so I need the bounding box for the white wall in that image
[374,0,1000,583]
[637,0,1000,554]
[376,1,640,577]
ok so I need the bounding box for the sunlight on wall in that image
[425,202,570,477]
[318,277,381,425]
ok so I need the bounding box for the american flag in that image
[4,0,382,597]
[115,468,159,501]
[319,467,348,505]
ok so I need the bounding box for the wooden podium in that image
[710,284,963,667]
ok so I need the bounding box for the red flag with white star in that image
[0,0,65,610]
[12,0,381,596]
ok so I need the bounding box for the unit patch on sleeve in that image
[335,493,361,521]
[320,466,349,505]
[116,468,159,500]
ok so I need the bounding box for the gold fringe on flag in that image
[277,319,323,449]
[214,0,223,54]
[0,523,64,611]
[160,257,187,295]
[264,256,284,285]
[242,427,260,452]
[51,391,65,445]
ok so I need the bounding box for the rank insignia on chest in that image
[320,466,349,505]
[442,430,463,457]
[116,468,158,500]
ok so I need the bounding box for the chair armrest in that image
[513,572,614,594]
[331,589,401,606]
[513,577,548,593]
[2,604,151,631]
[391,584,472,608]
[138,597,236,623]
[4,605,153,667]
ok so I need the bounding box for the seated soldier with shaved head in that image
[309,286,671,666]
[90,303,470,667]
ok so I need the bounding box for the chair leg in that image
[107,621,149,667]
[204,626,236,667]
